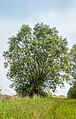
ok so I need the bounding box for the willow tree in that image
[3,23,70,97]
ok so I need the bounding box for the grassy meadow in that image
[0,96,76,119]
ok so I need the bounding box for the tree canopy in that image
[69,44,76,84]
[3,23,70,97]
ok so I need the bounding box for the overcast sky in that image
[0,0,76,95]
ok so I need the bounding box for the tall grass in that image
[0,97,76,119]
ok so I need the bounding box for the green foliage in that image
[69,44,76,83]
[67,84,76,98]
[3,23,70,97]
[68,44,76,99]
[0,98,76,119]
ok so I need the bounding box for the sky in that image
[0,0,76,95]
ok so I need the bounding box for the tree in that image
[69,44,76,84]
[67,83,76,98]
[3,23,70,97]
[67,44,76,98]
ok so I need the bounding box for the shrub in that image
[67,84,76,98]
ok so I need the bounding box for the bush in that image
[67,84,76,98]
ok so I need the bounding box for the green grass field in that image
[0,97,76,119]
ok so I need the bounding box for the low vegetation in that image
[0,96,76,119]
[67,84,76,98]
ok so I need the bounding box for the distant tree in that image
[67,83,76,98]
[3,23,70,97]
[0,85,2,95]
